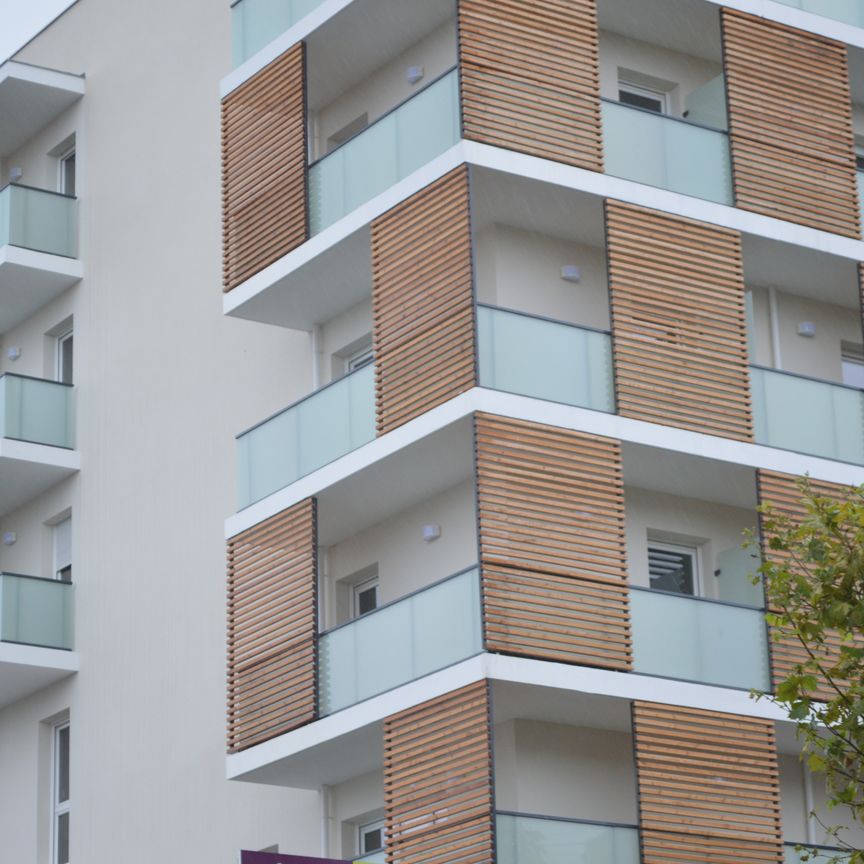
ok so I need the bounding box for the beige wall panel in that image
[222,43,308,291]
[722,10,859,238]
[606,200,752,441]
[458,0,603,170]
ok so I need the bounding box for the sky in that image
[0,0,75,63]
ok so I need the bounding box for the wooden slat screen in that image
[383,681,494,864]
[226,499,317,752]
[458,0,603,171]
[606,200,753,441]
[371,166,476,435]
[632,702,784,864]
[757,469,853,699]
[222,43,308,292]
[475,413,632,671]
[722,9,859,238]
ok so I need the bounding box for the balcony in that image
[309,68,460,235]
[0,183,81,334]
[237,363,375,509]
[771,0,864,26]
[478,305,614,413]
[0,572,76,708]
[0,374,77,516]
[751,365,864,465]
[319,567,482,715]
[232,0,324,67]
[496,813,640,864]
[602,100,733,205]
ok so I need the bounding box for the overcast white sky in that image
[0,0,75,63]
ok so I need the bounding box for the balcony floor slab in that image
[0,438,79,516]
[0,642,78,708]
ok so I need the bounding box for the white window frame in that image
[56,330,73,385]
[358,818,385,855]
[842,343,864,389]
[618,79,669,114]
[53,517,72,583]
[352,575,379,619]
[647,539,702,596]
[52,721,70,864]
[58,148,76,196]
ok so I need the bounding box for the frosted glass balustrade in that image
[0,374,74,449]
[354,853,386,864]
[602,101,733,204]
[236,364,375,509]
[318,568,482,715]
[0,184,77,258]
[497,814,640,864]
[231,0,324,66]
[785,844,851,864]
[478,306,615,412]
[771,0,864,26]
[631,589,770,690]
[751,367,864,465]
[309,70,461,234]
[0,573,74,650]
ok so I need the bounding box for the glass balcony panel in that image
[784,844,851,864]
[309,69,460,234]
[602,101,733,204]
[630,589,770,690]
[714,545,763,608]
[318,568,482,715]
[0,185,77,258]
[770,0,864,26]
[0,573,74,650]
[751,367,864,465]
[496,814,640,864]
[354,854,386,864]
[0,375,74,449]
[236,364,375,509]
[477,306,615,412]
[231,0,324,66]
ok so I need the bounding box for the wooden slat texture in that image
[633,702,784,864]
[384,682,493,864]
[757,469,854,700]
[458,0,603,171]
[222,43,308,292]
[372,166,475,435]
[722,9,860,238]
[606,200,753,441]
[226,499,317,752]
[475,413,632,671]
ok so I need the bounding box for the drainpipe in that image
[803,763,817,844]
[768,285,783,370]
[320,784,333,857]
[312,324,323,389]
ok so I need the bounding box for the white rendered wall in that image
[319,297,372,386]
[0,0,322,861]
[330,769,384,858]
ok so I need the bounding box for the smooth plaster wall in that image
[0,0,322,860]
[475,225,610,330]
[493,719,638,824]
[329,769,384,859]
[310,19,456,159]
[320,297,373,386]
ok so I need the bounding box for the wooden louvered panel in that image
[227,499,317,752]
[372,166,476,435]
[722,10,859,238]
[384,682,493,864]
[458,0,603,171]
[632,702,784,864]
[475,413,632,671]
[606,200,753,441]
[757,469,854,700]
[222,44,308,292]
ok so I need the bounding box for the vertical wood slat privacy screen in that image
[222,42,308,292]
[226,498,317,752]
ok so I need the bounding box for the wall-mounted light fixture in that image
[6,346,21,361]
[560,265,581,283]
[797,322,816,338]
[422,523,441,543]
[2,531,17,546]
[8,167,22,183]
[407,66,424,85]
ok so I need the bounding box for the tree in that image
[753,478,864,863]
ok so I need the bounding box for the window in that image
[53,518,72,583]
[59,150,76,197]
[346,343,374,374]
[358,819,385,856]
[52,722,70,864]
[648,541,699,596]
[618,80,668,114]
[57,331,73,385]
[842,343,864,389]
[353,575,378,618]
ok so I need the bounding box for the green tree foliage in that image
[754,479,864,862]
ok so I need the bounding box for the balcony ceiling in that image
[0,644,78,709]
[0,61,84,158]
[0,441,79,517]
[307,0,454,110]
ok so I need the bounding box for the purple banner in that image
[240,853,350,864]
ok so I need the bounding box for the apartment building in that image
[221,0,864,863]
